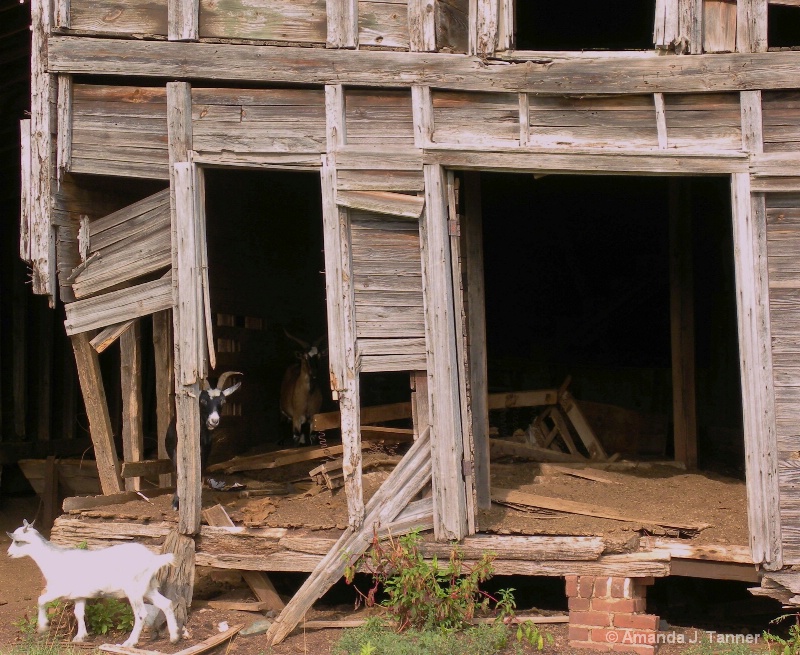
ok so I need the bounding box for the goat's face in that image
[199,372,242,431]
[6,520,39,558]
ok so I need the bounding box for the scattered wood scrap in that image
[538,464,620,484]
[489,439,586,463]
[309,455,402,489]
[751,571,800,606]
[205,600,272,612]
[99,623,243,655]
[491,487,709,535]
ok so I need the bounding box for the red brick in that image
[635,577,655,588]
[570,640,613,651]
[613,613,659,631]
[579,576,596,599]
[594,576,611,598]
[566,575,579,598]
[569,626,591,641]
[569,597,591,612]
[591,598,637,613]
[571,611,612,627]
[610,578,633,598]
[591,628,627,645]
[610,643,657,655]
[632,598,647,613]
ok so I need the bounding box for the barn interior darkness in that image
[477,173,744,474]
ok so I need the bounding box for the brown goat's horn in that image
[215,371,243,391]
[202,379,212,391]
[284,328,310,350]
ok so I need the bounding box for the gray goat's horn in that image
[202,379,212,391]
[284,329,309,350]
[215,371,243,391]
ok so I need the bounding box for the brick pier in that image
[566,575,659,654]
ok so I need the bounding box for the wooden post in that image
[463,171,491,511]
[157,530,195,631]
[669,180,698,469]
[680,0,703,53]
[412,86,434,149]
[730,172,782,570]
[737,0,767,53]
[409,0,436,51]
[326,0,358,48]
[153,310,175,487]
[36,302,53,442]
[411,371,430,440]
[42,456,60,531]
[321,154,364,528]
[475,0,499,57]
[168,0,198,40]
[20,119,31,263]
[70,332,123,494]
[56,74,72,185]
[12,261,27,438]
[121,320,144,491]
[421,163,469,541]
[654,93,668,149]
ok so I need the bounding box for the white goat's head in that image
[7,519,41,558]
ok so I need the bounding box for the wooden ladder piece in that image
[265,429,433,645]
[202,504,285,611]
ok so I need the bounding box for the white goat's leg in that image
[72,599,88,642]
[146,589,180,643]
[122,599,146,647]
[36,591,59,633]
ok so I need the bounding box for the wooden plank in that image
[411,85,434,149]
[731,172,782,568]
[359,0,409,48]
[669,180,698,468]
[475,0,498,56]
[169,0,198,40]
[424,147,749,175]
[312,401,413,430]
[654,93,668,149]
[409,0,436,51]
[325,85,346,151]
[47,38,800,96]
[70,333,123,494]
[57,75,72,183]
[489,439,587,463]
[669,559,760,582]
[337,190,424,219]
[69,0,167,35]
[89,321,135,354]
[200,0,326,42]
[538,464,620,484]
[737,0,767,53]
[209,445,345,474]
[265,429,432,645]
[121,321,144,491]
[42,456,60,531]
[64,277,173,335]
[327,0,358,48]
[487,389,558,409]
[121,459,174,478]
[518,93,529,146]
[320,155,363,528]
[153,310,175,487]
[492,488,709,532]
[203,505,285,611]
[742,90,765,154]
[422,164,469,541]
[704,0,737,52]
[679,0,703,53]
[640,537,753,563]
[20,119,32,263]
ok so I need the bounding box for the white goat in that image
[6,519,180,647]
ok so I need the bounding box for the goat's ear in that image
[222,381,242,397]
[6,532,14,540]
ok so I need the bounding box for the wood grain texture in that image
[200,0,325,42]
[327,0,358,48]
[70,0,167,34]
[121,321,144,491]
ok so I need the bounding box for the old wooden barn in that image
[10,0,800,647]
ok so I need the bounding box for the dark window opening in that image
[513,0,655,51]
[769,4,800,49]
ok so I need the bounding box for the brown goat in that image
[279,331,325,446]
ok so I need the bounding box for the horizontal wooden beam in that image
[48,37,800,95]
[424,147,749,175]
[337,190,424,219]
[121,458,174,478]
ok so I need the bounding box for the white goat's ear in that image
[6,532,14,539]
[222,381,241,397]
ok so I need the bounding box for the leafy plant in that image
[344,529,509,631]
[515,620,554,652]
[85,598,135,636]
[765,613,800,655]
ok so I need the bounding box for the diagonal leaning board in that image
[265,429,433,645]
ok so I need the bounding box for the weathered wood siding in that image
[359,0,408,48]
[763,92,800,154]
[345,89,415,146]
[350,210,426,371]
[433,91,518,146]
[198,0,327,43]
[435,0,468,53]
[69,0,167,35]
[767,192,800,562]
[191,88,326,154]
[71,85,169,179]
[663,93,742,151]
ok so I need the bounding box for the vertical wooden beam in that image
[37,303,53,442]
[409,0,436,52]
[153,310,175,487]
[421,163,469,541]
[326,0,358,48]
[411,85,434,149]
[463,171,490,511]
[447,172,477,534]
[737,0,767,52]
[518,93,529,147]
[121,320,144,491]
[741,90,764,155]
[411,371,430,440]
[679,0,703,53]
[730,172,782,570]
[654,93,668,150]
[168,0,198,40]
[475,0,499,56]
[468,0,478,55]
[497,0,514,51]
[654,0,675,48]
[325,85,346,153]
[321,155,364,528]
[61,338,77,440]
[54,0,69,29]
[13,262,27,438]
[669,180,698,469]
[157,530,195,631]
[42,456,60,531]
[20,119,31,263]
[70,332,123,494]
[56,75,72,186]
[30,0,56,302]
